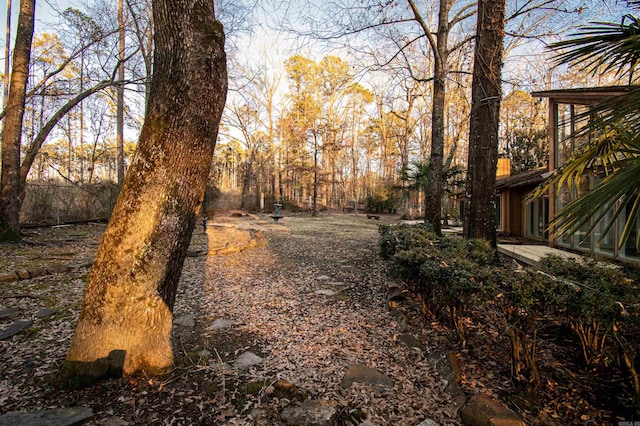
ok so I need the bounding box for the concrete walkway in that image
[497,243,583,265]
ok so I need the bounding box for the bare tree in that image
[0,0,35,241]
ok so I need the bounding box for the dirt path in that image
[0,214,462,425]
[199,214,461,425]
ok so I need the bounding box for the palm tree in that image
[532,7,640,249]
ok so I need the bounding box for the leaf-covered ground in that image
[0,213,627,424]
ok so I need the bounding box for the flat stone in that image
[280,400,338,426]
[96,416,128,425]
[389,309,410,332]
[331,283,353,293]
[173,314,195,327]
[207,319,235,330]
[16,269,30,279]
[314,289,336,296]
[459,393,525,426]
[417,419,440,426]
[0,272,18,282]
[0,308,20,321]
[233,351,263,370]
[0,321,32,340]
[428,351,462,385]
[29,267,48,278]
[397,333,426,351]
[36,309,56,319]
[340,364,394,390]
[316,275,331,281]
[68,259,94,269]
[46,263,72,274]
[250,408,276,426]
[0,407,93,426]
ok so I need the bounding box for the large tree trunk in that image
[61,0,227,387]
[0,0,35,242]
[116,0,126,185]
[463,0,506,244]
[424,0,449,235]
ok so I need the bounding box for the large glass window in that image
[557,104,572,167]
[556,104,592,169]
[620,201,640,261]
[576,176,592,250]
[594,206,616,255]
[526,195,549,240]
[496,195,502,231]
[555,183,573,247]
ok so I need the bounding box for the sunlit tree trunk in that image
[0,0,35,242]
[464,0,506,244]
[116,0,126,185]
[3,0,12,106]
[61,0,227,386]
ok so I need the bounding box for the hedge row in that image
[379,224,640,410]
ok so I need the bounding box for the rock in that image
[207,319,235,330]
[0,321,32,340]
[389,309,410,332]
[459,393,525,426]
[0,308,20,321]
[46,263,72,274]
[16,269,30,279]
[397,333,426,351]
[96,416,129,425]
[186,249,205,257]
[429,351,462,386]
[36,309,56,319]
[173,314,195,327]
[340,364,394,390]
[280,400,338,426]
[208,226,265,255]
[29,267,48,278]
[331,283,353,293]
[233,351,263,370]
[416,419,440,426]
[272,379,308,401]
[314,289,336,296]
[250,408,277,426]
[0,406,93,426]
[67,259,94,269]
[0,272,18,283]
[316,275,331,281]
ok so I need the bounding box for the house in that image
[522,86,640,262]
[494,161,547,238]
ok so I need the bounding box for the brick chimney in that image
[497,158,511,177]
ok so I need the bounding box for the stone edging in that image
[0,260,93,283]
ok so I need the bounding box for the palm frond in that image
[550,16,640,81]
[549,154,640,249]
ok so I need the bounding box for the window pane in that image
[621,201,640,260]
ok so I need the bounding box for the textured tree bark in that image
[61,0,227,387]
[423,0,449,235]
[116,0,126,185]
[463,0,506,245]
[0,0,35,242]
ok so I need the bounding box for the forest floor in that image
[0,212,629,425]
